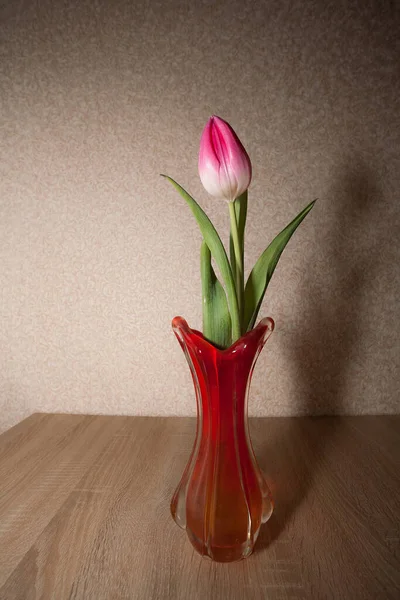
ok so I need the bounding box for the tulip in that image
[164,113,316,349]
[198,116,252,202]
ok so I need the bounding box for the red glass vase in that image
[171,316,275,562]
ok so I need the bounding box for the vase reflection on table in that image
[170,316,275,563]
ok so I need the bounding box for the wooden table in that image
[0,414,399,599]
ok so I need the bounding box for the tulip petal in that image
[198,116,252,202]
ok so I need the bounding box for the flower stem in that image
[229,201,244,334]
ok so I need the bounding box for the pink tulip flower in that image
[198,116,252,202]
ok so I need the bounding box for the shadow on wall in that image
[292,157,382,416]
[255,158,389,551]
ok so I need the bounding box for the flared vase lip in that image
[172,315,274,356]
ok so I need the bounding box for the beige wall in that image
[1,0,399,432]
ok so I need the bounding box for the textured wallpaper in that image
[1,0,399,432]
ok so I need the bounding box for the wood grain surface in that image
[0,414,399,599]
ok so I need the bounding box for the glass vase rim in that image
[172,315,274,356]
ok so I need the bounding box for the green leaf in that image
[162,175,241,341]
[201,242,232,349]
[244,199,316,332]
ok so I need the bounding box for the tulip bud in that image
[198,116,252,202]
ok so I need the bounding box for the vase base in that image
[187,530,257,563]
[261,497,274,523]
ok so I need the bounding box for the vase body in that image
[171,316,274,562]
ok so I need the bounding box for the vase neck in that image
[172,316,274,416]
